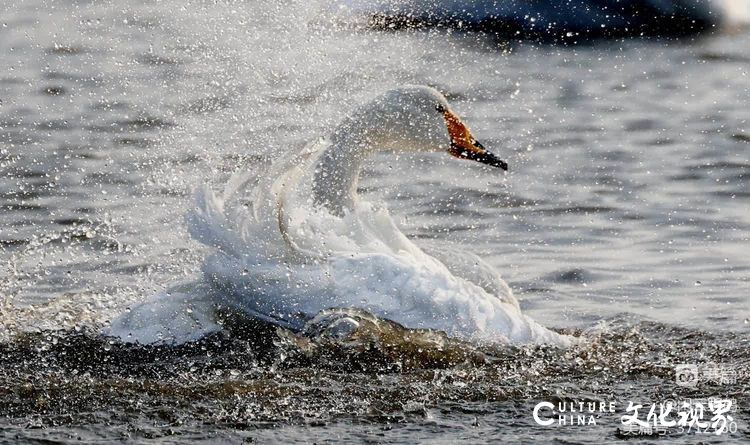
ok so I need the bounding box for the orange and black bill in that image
[449,141,508,170]
[441,107,508,171]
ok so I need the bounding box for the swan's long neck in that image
[312,133,369,216]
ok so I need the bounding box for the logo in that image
[532,401,615,427]
[675,364,699,387]
[675,363,738,387]
[531,399,738,436]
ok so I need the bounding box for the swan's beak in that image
[442,109,508,171]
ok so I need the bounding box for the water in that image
[1,0,749,443]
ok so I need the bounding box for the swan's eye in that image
[435,104,446,113]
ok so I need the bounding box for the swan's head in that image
[336,86,507,170]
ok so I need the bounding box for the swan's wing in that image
[187,140,328,263]
[328,252,569,345]
[105,281,221,344]
[417,241,519,309]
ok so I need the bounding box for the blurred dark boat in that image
[340,0,734,40]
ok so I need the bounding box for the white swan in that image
[109,86,572,346]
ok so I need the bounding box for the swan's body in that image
[341,0,722,38]
[109,86,571,346]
